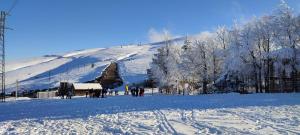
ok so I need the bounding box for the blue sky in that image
[0,0,300,60]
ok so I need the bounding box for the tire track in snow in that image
[218,108,300,134]
[153,110,177,134]
[179,110,223,134]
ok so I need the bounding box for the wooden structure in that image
[95,62,123,89]
[72,83,102,96]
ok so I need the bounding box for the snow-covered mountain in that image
[5,44,162,93]
[5,36,186,93]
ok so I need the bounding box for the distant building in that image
[72,83,102,96]
[37,91,58,99]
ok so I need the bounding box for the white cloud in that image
[190,31,214,41]
[148,28,173,43]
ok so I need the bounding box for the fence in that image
[37,91,57,99]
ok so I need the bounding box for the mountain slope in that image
[6,44,162,92]
[6,36,187,93]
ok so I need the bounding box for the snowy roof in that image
[72,83,102,90]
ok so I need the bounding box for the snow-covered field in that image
[0,93,300,135]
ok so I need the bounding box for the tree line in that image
[149,2,300,94]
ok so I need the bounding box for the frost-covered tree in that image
[237,19,266,93]
[255,15,275,93]
[216,26,231,50]
[272,1,300,92]
[180,32,223,94]
[150,1,300,94]
[150,30,183,93]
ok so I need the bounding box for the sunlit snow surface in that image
[6,45,159,92]
[0,93,300,134]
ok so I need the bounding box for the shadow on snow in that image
[0,93,300,122]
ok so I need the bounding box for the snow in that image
[62,48,104,58]
[117,45,160,86]
[4,97,32,102]
[73,83,102,90]
[5,44,162,92]
[6,56,58,72]
[0,93,299,134]
[5,36,186,93]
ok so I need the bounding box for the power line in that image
[7,0,18,15]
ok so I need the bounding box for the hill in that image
[5,44,162,93]
[5,35,187,93]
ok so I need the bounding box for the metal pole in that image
[152,87,153,95]
[16,80,18,100]
[48,71,51,98]
[176,80,178,95]
[0,12,2,102]
[49,71,51,91]
[0,11,6,102]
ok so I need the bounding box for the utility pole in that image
[0,0,18,102]
[48,71,51,91]
[16,80,18,100]
[0,11,6,102]
[176,80,179,95]
[48,71,51,98]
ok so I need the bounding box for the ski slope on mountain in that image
[6,44,161,92]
